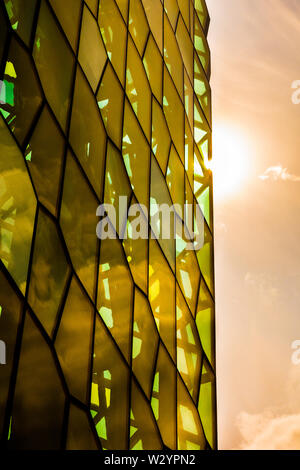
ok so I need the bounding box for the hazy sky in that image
[206,0,300,449]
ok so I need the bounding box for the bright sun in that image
[209,124,251,200]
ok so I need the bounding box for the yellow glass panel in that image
[67,404,98,450]
[185,116,194,189]
[91,315,130,450]
[176,287,202,401]
[33,0,74,130]
[97,62,124,147]
[123,196,148,293]
[176,14,193,82]
[115,0,129,22]
[28,209,70,337]
[27,104,64,215]
[97,238,133,362]
[164,13,183,99]
[166,144,185,212]
[151,344,176,449]
[176,231,200,315]
[194,99,211,162]
[79,5,107,92]
[122,99,150,209]
[194,0,209,32]
[49,0,82,51]
[130,379,162,450]
[164,0,179,30]
[194,53,211,125]
[149,240,175,361]
[196,221,214,295]
[143,34,163,103]
[196,279,215,367]
[126,36,151,141]
[70,66,106,198]
[150,155,175,271]
[104,141,131,236]
[198,359,216,449]
[98,0,127,85]
[85,0,98,15]
[0,117,36,294]
[55,277,94,404]
[129,0,149,56]
[184,70,194,130]
[194,14,210,76]
[141,0,163,52]
[177,0,190,31]
[152,98,171,174]
[60,152,98,299]
[177,375,206,450]
[163,67,184,160]
[132,289,159,398]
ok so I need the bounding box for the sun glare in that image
[210,124,251,200]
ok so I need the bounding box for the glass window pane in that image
[129,0,149,56]
[141,0,163,52]
[143,34,163,104]
[152,98,171,174]
[67,404,99,450]
[49,0,82,51]
[4,0,38,45]
[164,13,183,99]
[163,67,184,161]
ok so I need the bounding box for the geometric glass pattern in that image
[0,0,216,450]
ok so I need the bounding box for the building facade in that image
[0,0,216,450]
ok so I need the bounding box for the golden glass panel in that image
[177,0,190,30]
[129,0,149,56]
[143,34,163,104]
[91,315,130,450]
[164,13,183,99]
[4,0,37,45]
[176,14,193,82]
[130,379,162,450]
[126,36,151,141]
[1,37,43,146]
[0,269,22,440]
[123,196,148,293]
[150,154,175,271]
[196,279,215,368]
[70,66,106,198]
[177,375,206,450]
[163,67,184,160]
[97,237,133,363]
[104,140,131,236]
[196,221,214,296]
[98,0,127,85]
[132,289,159,398]
[55,276,94,404]
[176,287,202,402]
[152,97,171,174]
[122,99,150,209]
[27,104,64,215]
[28,209,70,337]
[185,116,194,189]
[166,144,185,212]
[49,0,82,51]
[164,0,179,31]
[198,359,216,449]
[194,0,209,32]
[0,116,36,294]
[184,70,194,130]
[79,5,107,92]
[10,313,65,449]
[85,0,98,16]
[67,404,99,450]
[141,0,163,52]
[151,343,176,449]
[97,62,124,147]
[149,239,175,361]
[194,53,211,124]
[194,13,210,76]
[60,152,99,299]
[115,0,129,22]
[33,0,75,130]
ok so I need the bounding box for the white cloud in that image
[237,410,300,450]
[259,165,300,182]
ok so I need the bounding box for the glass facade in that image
[0,0,216,450]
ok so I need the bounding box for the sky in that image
[206,0,300,449]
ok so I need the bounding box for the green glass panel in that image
[1,37,43,146]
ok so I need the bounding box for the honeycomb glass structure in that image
[0,0,216,450]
